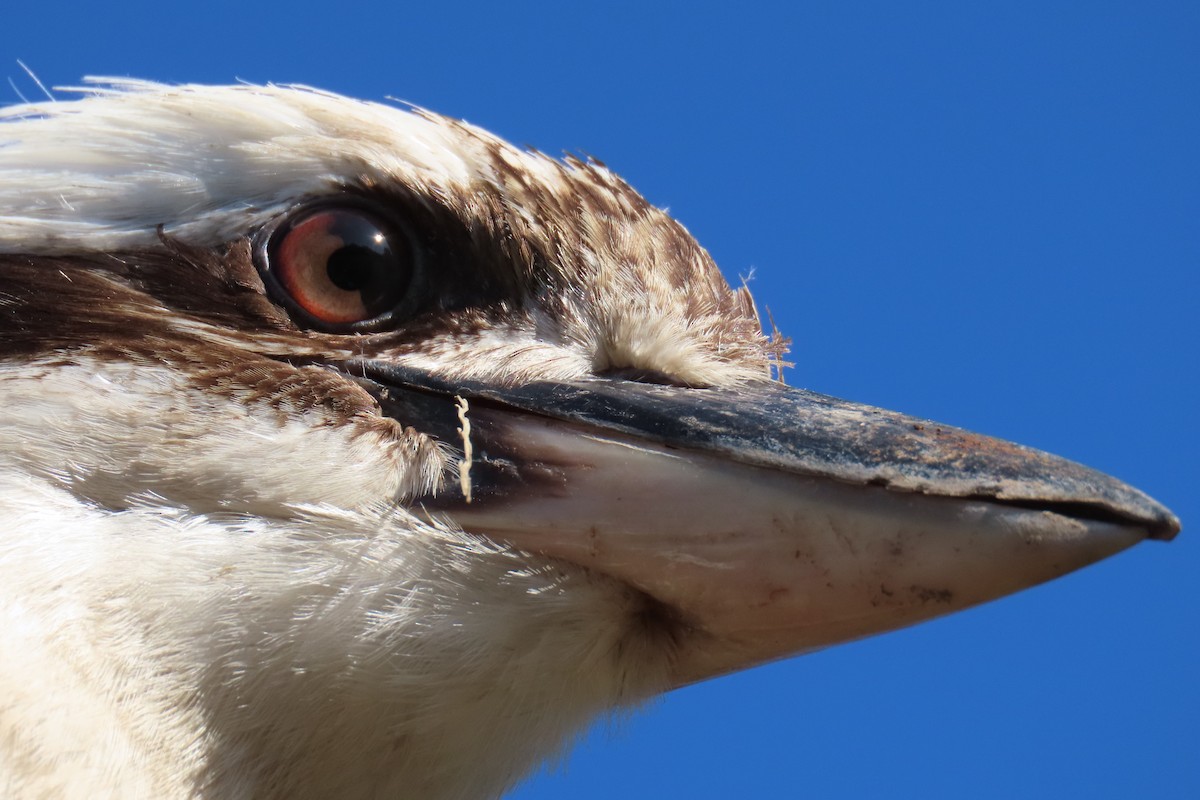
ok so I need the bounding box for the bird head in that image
[0,81,1179,798]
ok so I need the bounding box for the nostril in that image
[596,367,705,389]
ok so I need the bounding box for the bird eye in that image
[262,205,421,329]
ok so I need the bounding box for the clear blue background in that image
[3,2,1195,797]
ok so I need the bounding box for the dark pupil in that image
[327,245,381,291]
[324,216,414,315]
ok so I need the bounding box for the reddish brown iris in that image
[272,208,414,325]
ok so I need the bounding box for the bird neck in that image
[0,475,670,798]
[0,360,672,799]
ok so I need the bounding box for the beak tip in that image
[1150,512,1182,541]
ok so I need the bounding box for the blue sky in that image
[3,2,1195,797]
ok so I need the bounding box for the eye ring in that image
[255,198,429,332]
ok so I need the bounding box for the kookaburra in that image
[0,81,1180,799]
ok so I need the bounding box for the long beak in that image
[356,363,1180,685]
